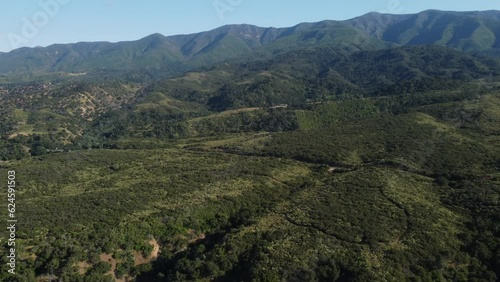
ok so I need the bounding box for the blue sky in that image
[0,0,498,52]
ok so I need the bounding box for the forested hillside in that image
[0,10,499,76]
[0,9,500,282]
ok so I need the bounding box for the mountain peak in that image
[141,33,167,41]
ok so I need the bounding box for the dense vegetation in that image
[1,10,500,76]
[1,11,500,281]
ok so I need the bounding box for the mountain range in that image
[0,9,499,75]
[2,8,500,282]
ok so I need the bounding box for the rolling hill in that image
[1,9,500,282]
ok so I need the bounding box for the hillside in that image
[1,80,500,281]
[1,44,498,153]
[347,10,500,54]
[0,10,499,76]
[0,23,389,76]
[0,9,500,282]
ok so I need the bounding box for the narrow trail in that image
[188,146,417,245]
[277,212,362,245]
[134,238,161,266]
[189,147,434,179]
[378,188,412,241]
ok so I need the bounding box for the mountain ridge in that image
[1,9,500,281]
[2,9,497,54]
[0,9,499,75]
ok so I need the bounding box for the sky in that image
[0,0,498,52]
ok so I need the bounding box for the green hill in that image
[1,10,500,282]
[0,23,390,76]
[347,10,500,54]
[1,10,499,77]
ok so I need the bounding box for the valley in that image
[0,9,500,282]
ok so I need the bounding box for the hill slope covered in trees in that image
[0,10,500,282]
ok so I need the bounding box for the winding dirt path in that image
[134,238,161,266]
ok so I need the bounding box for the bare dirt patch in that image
[134,238,161,266]
[76,261,92,275]
[100,253,120,281]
